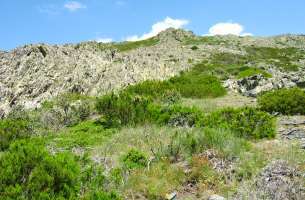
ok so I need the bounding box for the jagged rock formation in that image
[224,69,305,97]
[1,28,305,114]
[235,160,305,200]
[0,29,202,114]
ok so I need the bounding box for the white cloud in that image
[126,17,189,41]
[208,22,252,36]
[64,1,86,12]
[95,38,113,43]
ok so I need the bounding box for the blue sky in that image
[1,0,305,50]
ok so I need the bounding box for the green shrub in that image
[48,120,116,149]
[125,80,175,99]
[0,140,80,199]
[39,93,94,128]
[148,104,204,127]
[191,45,199,50]
[96,115,122,129]
[83,191,121,200]
[125,72,226,99]
[160,89,182,105]
[169,73,227,98]
[258,88,305,115]
[205,107,276,139]
[0,119,32,151]
[122,149,148,170]
[237,68,272,79]
[96,92,152,126]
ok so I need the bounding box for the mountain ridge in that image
[1,28,305,115]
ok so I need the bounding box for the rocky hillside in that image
[1,28,305,200]
[1,28,305,115]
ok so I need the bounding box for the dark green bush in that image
[148,104,204,127]
[258,88,305,115]
[205,107,276,139]
[237,68,272,79]
[0,119,32,151]
[125,72,226,99]
[0,140,80,199]
[125,80,175,99]
[169,73,227,98]
[96,92,152,126]
[122,149,148,170]
[96,92,203,128]
[191,45,199,50]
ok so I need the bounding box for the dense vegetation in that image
[237,68,272,79]
[0,119,32,151]
[3,36,305,199]
[191,47,304,80]
[258,87,305,115]
[125,71,226,99]
[0,141,80,199]
[205,107,276,139]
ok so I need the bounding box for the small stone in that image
[165,192,177,200]
[208,194,226,200]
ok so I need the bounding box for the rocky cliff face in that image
[1,28,305,115]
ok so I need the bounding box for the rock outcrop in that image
[1,29,305,115]
[0,29,201,114]
[224,68,305,97]
[235,160,305,200]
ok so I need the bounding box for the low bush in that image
[96,92,152,126]
[237,68,272,79]
[40,93,94,128]
[0,140,80,199]
[47,120,116,149]
[96,92,203,128]
[205,107,276,139]
[258,87,305,115]
[125,80,175,99]
[125,72,226,100]
[148,104,204,127]
[122,149,148,170]
[0,119,32,151]
[191,45,199,50]
[169,73,227,98]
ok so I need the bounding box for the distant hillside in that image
[1,28,305,115]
